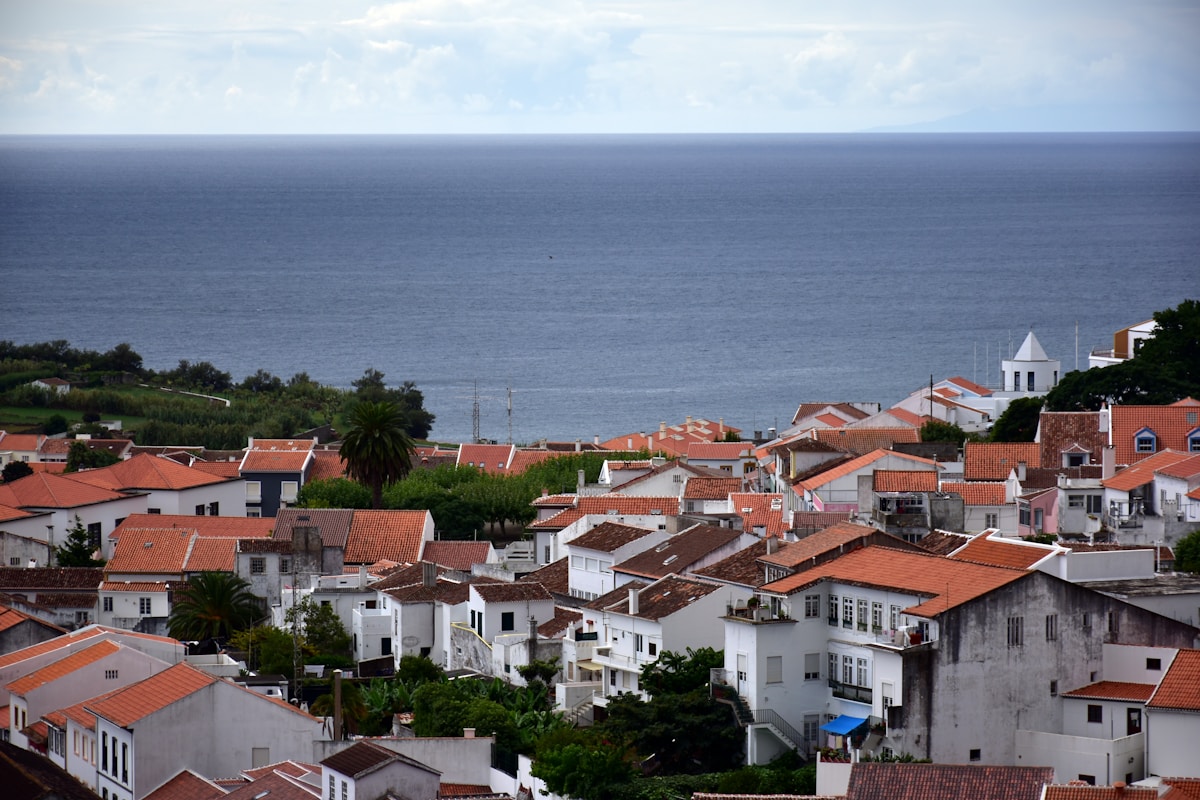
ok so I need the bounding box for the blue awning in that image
[819,714,868,736]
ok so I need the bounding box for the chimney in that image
[1102,446,1116,480]
[1017,461,1027,481]
[659,421,667,440]
[422,561,437,588]
[766,536,778,555]
[575,439,581,452]
[463,727,476,738]
[594,434,600,446]
[628,587,639,615]
[719,418,725,436]
[686,416,693,432]
[358,564,368,588]
[528,615,538,662]
[627,437,634,449]
[577,469,585,490]
[1113,782,1126,796]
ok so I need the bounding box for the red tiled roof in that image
[1038,411,1108,469]
[519,558,570,596]
[792,403,871,426]
[1161,778,1200,800]
[1043,784,1158,800]
[7,640,121,695]
[797,450,937,493]
[613,525,741,579]
[1062,680,1157,702]
[731,492,787,538]
[241,449,311,473]
[940,481,1009,506]
[963,442,1041,481]
[1112,402,1200,466]
[569,521,658,553]
[144,769,229,800]
[307,450,347,482]
[0,625,176,670]
[682,476,742,499]
[1157,453,1200,479]
[686,441,752,460]
[812,428,921,456]
[537,607,582,638]
[845,762,1054,800]
[948,531,1059,569]
[759,522,880,569]
[344,510,429,564]
[0,566,105,590]
[100,581,170,592]
[760,544,1025,618]
[440,783,495,797]
[1,433,46,451]
[1147,649,1200,711]
[106,527,196,574]
[874,470,939,493]
[0,503,38,525]
[472,582,552,604]
[87,662,217,727]
[0,472,127,509]
[66,453,226,491]
[599,575,720,620]
[112,514,274,541]
[692,538,773,587]
[530,495,680,530]
[219,769,321,800]
[188,461,243,479]
[421,541,492,571]
[456,443,517,475]
[1104,449,1195,491]
[183,537,237,572]
[946,376,992,396]
[507,449,558,474]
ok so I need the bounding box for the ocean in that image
[1,133,1197,444]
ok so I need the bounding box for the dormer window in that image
[1134,428,1157,454]
[1188,428,1200,453]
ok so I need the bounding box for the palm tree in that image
[339,401,415,508]
[168,572,263,641]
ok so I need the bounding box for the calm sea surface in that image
[1,134,1197,444]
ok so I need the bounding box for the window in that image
[208,501,219,516]
[76,610,90,625]
[501,611,515,631]
[105,669,119,679]
[970,748,981,762]
[280,481,299,503]
[842,596,853,628]
[139,597,152,615]
[804,594,820,618]
[1007,616,1023,647]
[1078,775,1096,786]
[842,655,854,684]
[87,522,102,549]
[1050,680,1058,696]
[1127,707,1142,735]
[766,655,783,684]
[829,653,838,683]
[1135,429,1156,453]
[148,507,161,514]
[1019,505,1031,526]
[1189,428,1200,452]
[1087,495,1103,514]
[1012,372,1019,391]
[1045,614,1058,641]
[1108,611,1119,635]
[635,633,644,653]
[890,605,901,631]
[195,504,206,516]
[610,669,617,687]
[328,774,335,800]
[121,742,128,783]
[1027,372,1035,391]
[8,557,19,566]
[857,657,868,688]
[381,637,392,656]
[1034,508,1044,530]
[649,642,657,656]
[828,594,839,625]
[246,481,261,501]
[804,652,820,680]
[1082,612,1091,629]
[250,557,266,574]
[1147,657,1162,670]
[1087,704,1103,723]
[985,513,998,529]
[1068,495,1085,508]
[871,601,883,631]
[280,558,290,574]
[856,598,868,630]
[341,781,348,800]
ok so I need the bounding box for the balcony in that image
[724,600,796,625]
[829,679,873,705]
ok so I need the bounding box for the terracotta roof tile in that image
[183,538,237,572]
[241,449,311,473]
[219,770,320,800]
[760,545,1025,618]
[846,762,1055,800]
[420,541,492,571]
[797,450,937,493]
[0,625,176,670]
[306,450,347,482]
[691,539,773,588]
[537,607,582,638]
[472,582,552,603]
[759,522,883,569]
[88,662,217,727]
[730,492,787,538]
[188,461,243,479]
[614,525,742,579]
[507,449,559,474]
[1042,784,1158,800]
[599,575,720,620]
[1062,680,1157,702]
[520,558,570,596]
[7,640,121,695]
[273,509,352,548]
[0,472,127,509]
[686,441,753,460]
[948,532,1059,569]
[1112,403,1200,465]
[0,567,105,590]
[237,538,293,554]
[100,581,170,592]
[1162,778,1200,800]
[940,481,1009,506]
[791,511,854,535]
[344,510,429,564]
[569,521,659,554]
[456,444,517,475]
[1157,453,1200,479]
[946,376,993,396]
[683,476,743,499]
[383,577,476,605]
[792,403,871,426]
[963,442,1041,481]
[1,433,46,451]
[144,769,229,800]
[106,527,197,574]
[1104,449,1195,491]
[1038,411,1108,469]
[322,739,438,779]
[874,470,939,493]
[67,454,227,491]
[812,428,921,456]
[1147,649,1200,711]
[113,514,274,541]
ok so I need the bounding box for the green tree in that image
[919,419,969,445]
[639,647,723,697]
[311,680,369,738]
[396,654,444,684]
[43,414,70,435]
[168,572,264,640]
[286,598,351,659]
[296,477,372,509]
[532,729,636,800]
[1175,529,1200,574]
[990,397,1044,442]
[54,514,105,567]
[2,460,34,483]
[339,401,415,509]
[229,625,298,676]
[602,689,743,775]
[65,440,121,472]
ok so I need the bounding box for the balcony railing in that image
[829,679,873,704]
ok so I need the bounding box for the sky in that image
[1,1,1198,135]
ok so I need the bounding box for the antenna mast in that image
[472,381,481,444]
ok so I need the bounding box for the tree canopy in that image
[1175,529,1200,574]
[168,572,263,641]
[990,397,1044,442]
[55,514,105,567]
[339,401,416,509]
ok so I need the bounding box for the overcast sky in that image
[2,0,1197,135]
